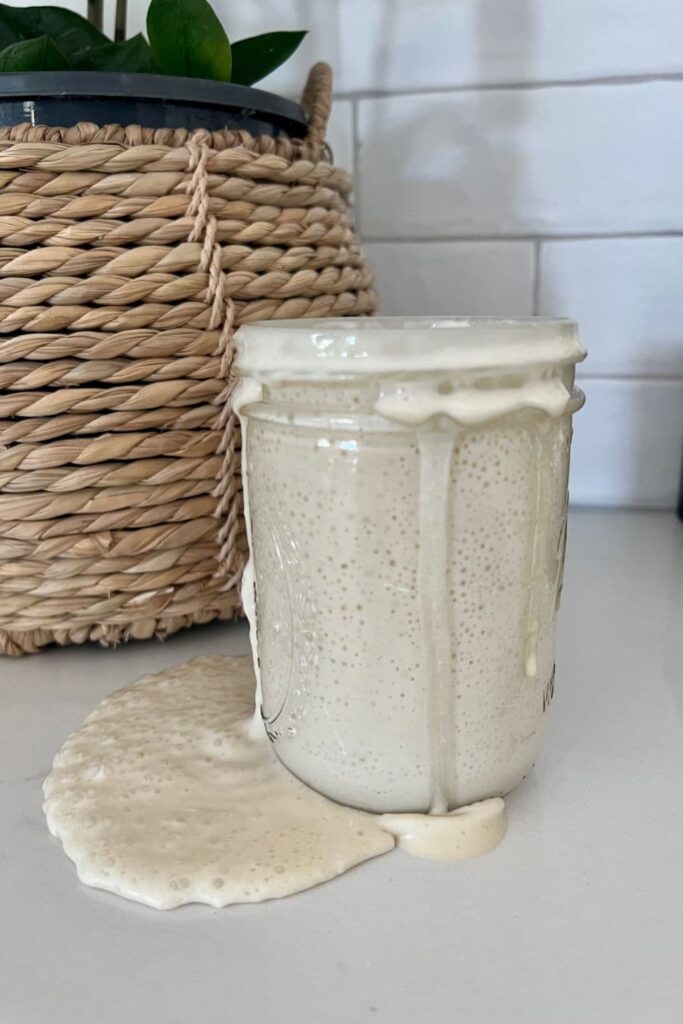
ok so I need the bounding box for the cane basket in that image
[0,63,375,655]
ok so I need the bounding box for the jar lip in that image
[234,316,586,377]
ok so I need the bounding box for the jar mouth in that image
[234,316,586,378]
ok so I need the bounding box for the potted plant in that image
[0,1,375,656]
[0,0,309,135]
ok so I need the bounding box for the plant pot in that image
[0,71,309,137]
[0,62,376,656]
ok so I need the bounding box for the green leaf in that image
[0,11,20,53]
[54,26,105,60]
[230,31,306,86]
[0,34,68,72]
[71,34,157,73]
[0,4,108,47]
[147,0,231,81]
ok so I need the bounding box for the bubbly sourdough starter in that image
[44,656,504,909]
[43,656,393,909]
[236,370,581,813]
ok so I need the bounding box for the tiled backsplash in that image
[356,84,683,238]
[19,0,683,508]
[302,1,683,510]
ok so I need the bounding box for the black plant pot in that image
[0,71,308,137]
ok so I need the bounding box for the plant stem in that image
[114,0,128,42]
[87,0,103,32]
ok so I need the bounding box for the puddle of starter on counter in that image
[43,655,506,910]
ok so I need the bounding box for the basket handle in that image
[301,62,333,146]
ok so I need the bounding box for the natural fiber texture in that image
[0,63,376,655]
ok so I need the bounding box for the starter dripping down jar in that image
[233,317,586,814]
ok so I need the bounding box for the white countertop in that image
[1,509,682,1024]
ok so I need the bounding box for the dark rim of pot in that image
[0,71,308,129]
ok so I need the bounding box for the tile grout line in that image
[577,373,683,383]
[532,240,542,315]
[350,97,363,239]
[359,231,683,244]
[569,500,679,511]
[337,71,683,102]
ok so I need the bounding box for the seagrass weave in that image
[0,63,375,655]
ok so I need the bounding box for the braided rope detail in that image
[0,64,376,655]
[184,134,245,591]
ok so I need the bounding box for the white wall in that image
[11,0,683,508]
[254,0,683,510]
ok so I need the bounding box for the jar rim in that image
[234,316,586,377]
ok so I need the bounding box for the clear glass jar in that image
[233,317,586,814]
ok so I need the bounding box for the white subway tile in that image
[365,241,534,315]
[539,239,683,379]
[337,0,683,93]
[358,83,683,237]
[569,380,683,508]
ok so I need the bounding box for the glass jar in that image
[233,318,586,814]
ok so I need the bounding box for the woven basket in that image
[0,63,375,656]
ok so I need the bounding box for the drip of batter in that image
[232,320,584,815]
[43,656,506,910]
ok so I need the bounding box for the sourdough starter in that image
[43,317,584,908]
[234,317,585,814]
[43,655,504,909]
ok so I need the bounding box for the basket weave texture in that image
[0,63,375,655]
